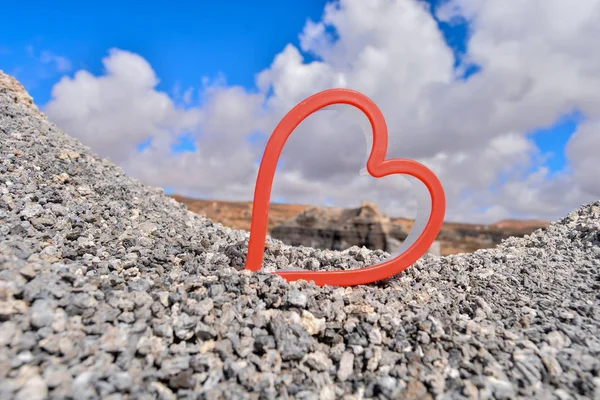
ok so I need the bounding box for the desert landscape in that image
[171,195,550,256]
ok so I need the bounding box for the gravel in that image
[1,76,600,400]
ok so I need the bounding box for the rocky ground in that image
[1,71,600,399]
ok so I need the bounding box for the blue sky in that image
[1,1,328,105]
[0,0,579,177]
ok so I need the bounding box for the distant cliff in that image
[171,195,549,256]
[270,201,418,254]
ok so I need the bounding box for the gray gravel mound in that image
[1,77,599,400]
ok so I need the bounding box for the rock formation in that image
[270,201,441,255]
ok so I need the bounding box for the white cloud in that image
[40,51,72,73]
[44,49,202,163]
[25,45,72,74]
[43,0,600,224]
[565,120,600,196]
[182,87,194,105]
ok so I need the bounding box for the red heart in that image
[245,88,445,287]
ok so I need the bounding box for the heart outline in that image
[245,88,445,287]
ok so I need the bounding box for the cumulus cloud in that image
[565,120,600,196]
[43,0,600,224]
[127,83,268,200]
[45,49,202,163]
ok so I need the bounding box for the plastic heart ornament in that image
[244,88,445,287]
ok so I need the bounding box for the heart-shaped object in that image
[245,88,445,287]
